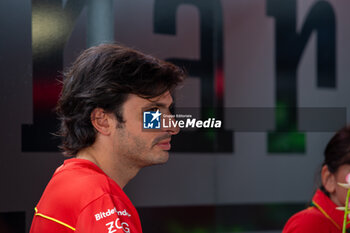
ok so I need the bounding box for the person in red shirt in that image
[283,126,350,233]
[30,43,185,233]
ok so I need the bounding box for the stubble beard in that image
[117,128,170,168]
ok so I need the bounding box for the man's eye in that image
[149,108,160,112]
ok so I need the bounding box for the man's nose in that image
[163,115,180,135]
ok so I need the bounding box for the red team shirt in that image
[30,159,142,233]
[283,189,349,233]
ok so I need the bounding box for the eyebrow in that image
[143,102,174,109]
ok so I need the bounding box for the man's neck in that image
[76,146,140,189]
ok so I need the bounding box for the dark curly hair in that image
[56,43,185,156]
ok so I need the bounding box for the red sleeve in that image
[75,193,142,233]
[283,208,333,233]
[30,216,74,233]
[29,210,75,233]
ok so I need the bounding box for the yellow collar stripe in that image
[312,201,341,230]
[34,207,76,231]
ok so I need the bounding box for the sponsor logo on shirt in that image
[95,207,131,221]
[106,218,130,233]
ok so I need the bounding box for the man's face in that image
[111,91,179,168]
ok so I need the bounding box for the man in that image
[30,43,185,233]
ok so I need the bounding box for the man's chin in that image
[158,151,170,163]
[152,151,170,165]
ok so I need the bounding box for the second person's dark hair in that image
[323,126,350,173]
[320,126,350,195]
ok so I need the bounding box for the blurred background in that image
[1,0,350,232]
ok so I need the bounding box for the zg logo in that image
[143,110,161,129]
[106,218,130,233]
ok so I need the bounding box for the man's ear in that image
[90,108,113,135]
[321,165,336,194]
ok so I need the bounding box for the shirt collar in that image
[312,189,349,230]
